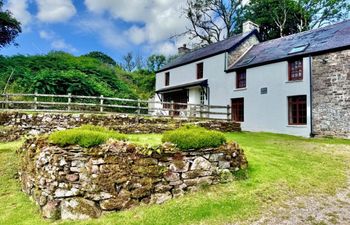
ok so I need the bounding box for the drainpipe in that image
[309,56,314,137]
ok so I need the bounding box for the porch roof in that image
[156,79,208,94]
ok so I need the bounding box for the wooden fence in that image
[0,93,231,120]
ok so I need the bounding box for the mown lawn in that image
[0,132,349,225]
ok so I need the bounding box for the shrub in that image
[162,126,226,150]
[49,126,127,148]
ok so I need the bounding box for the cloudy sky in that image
[1,0,196,62]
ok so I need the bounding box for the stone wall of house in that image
[0,112,241,141]
[312,49,350,138]
[227,35,259,67]
[20,137,248,220]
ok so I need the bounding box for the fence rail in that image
[0,92,231,120]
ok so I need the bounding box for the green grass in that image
[162,126,226,150]
[49,125,127,148]
[0,132,349,225]
[127,133,162,146]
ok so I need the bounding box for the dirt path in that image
[238,144,350,225]
[247,173,350,225]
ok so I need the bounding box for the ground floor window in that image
[288,95,307,125]
[200,90,205,105]
[231,98,244,122]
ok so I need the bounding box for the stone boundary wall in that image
[20,138,248,220]
[312,49,350,138]
[0,112,241,141]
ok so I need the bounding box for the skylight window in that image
[240,56,256,65]
[288,44,309,54]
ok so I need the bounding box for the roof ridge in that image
[257,19,350,46]
[180,30,253,55]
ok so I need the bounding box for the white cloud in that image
[77,18,128,50]
[84,0,191,53]
[39,30,77,53]
[51,39,76,52]
[39,30,55,40]
[5,0,32,28]
[153,41,178,56]
[36,0,76,23]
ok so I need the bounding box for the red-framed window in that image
[197,62,203,79]
[231,98,244,122]
[236,70,246,88]
[165,72,170,86]
[288,95,307,125]
[288,59,303,81]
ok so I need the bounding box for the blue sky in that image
[1,0,193,63]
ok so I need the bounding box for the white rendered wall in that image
[156,53,231,107]
[156,55,311,137]
[229,58,311,137]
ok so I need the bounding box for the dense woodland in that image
[0,51,157,99]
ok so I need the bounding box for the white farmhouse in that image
[155,20,350,138]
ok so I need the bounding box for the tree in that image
[83,51,117,66]
[243,0,350,41]
[296,0,350,31]
[146,54,166,72]
[183,0,244,46]
[122,52,136,72]
[0,0,22,48]
[243,0,304,41]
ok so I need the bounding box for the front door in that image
[163,90,188,116]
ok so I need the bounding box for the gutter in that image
[309,56,314,137]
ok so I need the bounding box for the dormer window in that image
[288,59,303,81]
[197,62,203,79]
[236,69,246,89]
[165,72,170,86]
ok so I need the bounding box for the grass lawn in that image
[0,132,349,225]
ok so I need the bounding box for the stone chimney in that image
[178,44,191,55]
[242,20,259,33]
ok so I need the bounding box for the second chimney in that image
[242,21,259,33]
[178,44,191,55]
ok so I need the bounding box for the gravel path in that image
[229,144,350,225]
[248,173,350,225]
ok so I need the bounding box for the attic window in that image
[288,44,309,55]
[240,56,256,65]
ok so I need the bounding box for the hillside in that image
[0,51,155,99]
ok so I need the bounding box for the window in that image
[288,44,309,54]
[236,70,246,88]
[288,95,307,125]
[200,90,205,105]
[231,98,244,122]
[165,72,170,86]
[197,62,203,79]
[288,59,303,81]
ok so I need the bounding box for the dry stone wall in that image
[20,138,248,220]
[312,49,350,138]
[0,112,241,140]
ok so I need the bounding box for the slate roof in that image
[229,19,350,71]
[157,30,258,73]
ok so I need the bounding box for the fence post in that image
[34,91,38,111]
[170,101,174,119]
[67,93,71,111]
[137,99,141,115]
[227,105,230,121]
[5,93,9,109]
[100,95,104,113]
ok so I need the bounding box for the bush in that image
[49,125,127,148]
[162,126,226,150]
